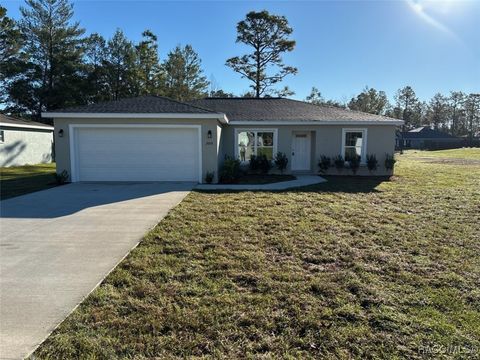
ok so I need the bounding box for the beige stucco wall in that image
[221,124,397,176]
[53,117,222,183]
[53,119,397,183]
[0,127,53,167]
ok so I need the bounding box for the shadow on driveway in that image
[0,181,193,360]
[0,182,195,219]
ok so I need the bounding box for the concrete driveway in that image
[0,182,193,360]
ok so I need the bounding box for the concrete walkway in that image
[0,182,193,360]
[195,175,326,191]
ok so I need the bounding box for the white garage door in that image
[73,126,200,182]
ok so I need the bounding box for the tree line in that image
[1,1,479,140]
[305,86,480,139]
[0,0,210,119]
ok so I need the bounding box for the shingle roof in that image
[0,114,53,129]
[44,96,403,124]
[188,97,401,123]
[50,95,218,114]
[403,126,457,139]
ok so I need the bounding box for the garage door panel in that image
[74,127,199,182]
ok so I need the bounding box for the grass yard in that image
[404,147,480,160]
[33,150,480,359]
[236,174,296,184]
[0,163,56,200]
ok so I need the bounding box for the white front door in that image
[291,132,311,171]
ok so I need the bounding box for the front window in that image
[236,129,276,162]
[342,129,366,162]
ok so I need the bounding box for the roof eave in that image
[228,119,404,126]
[41,112,229,124]
[0,122,54,130]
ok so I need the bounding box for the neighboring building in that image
[42,96,403,183]
[396,126,463,150]
[0,114,54,167]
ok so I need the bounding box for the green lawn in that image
[236,174,296,184]
[0,163,57,200]
[33,150,480,359]
[405,147,480,160]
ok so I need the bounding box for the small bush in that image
[219,157,241,183]
[249,154,271,174]
[274,152,288,174]
[385,153,396,170]
[205,171,214,184]
[334,155,345,170]
[249,155,260,172]
[366,154,378,171]
[318,155,331,174]
[348,155,361,174]
[55,170,69,185]
[258,155,272,174]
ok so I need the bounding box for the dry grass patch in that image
[33,150,480,359]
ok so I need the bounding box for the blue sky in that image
[3,0,479,103]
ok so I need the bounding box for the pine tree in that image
[103,29,137,100]
[305,87,345,108]
[348,87,389,115]
[163,45,209,101]
[83,32,108,102]
[426,93,449,130]
[0,6,23,106]
[464,93,480,143]
[11,0,86,117]
[393,86,420,128]
[226,11,297,97]
[135,30,163,95]
[448,91,465,136]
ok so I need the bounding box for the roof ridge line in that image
[284,97,398,120]
[152,95,221,114]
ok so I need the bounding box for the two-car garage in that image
[70,125,201,182]
[42,95,227,183]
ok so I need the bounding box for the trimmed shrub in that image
[205,171,214,184]
[219,157,241,183]
[366,154,378,171]
[249,155,260,172]
[55,170,69,185]
[348,155,361,174]
[334,155,345,170]
[249,154,271,174]
[258,155,272,174]
[318,155,331,174]
[385,153,396,170]
[274,152,288,174]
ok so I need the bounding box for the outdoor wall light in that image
[207,130,212,139]
[58,129,64,137]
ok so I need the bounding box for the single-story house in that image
[42,96,403,183]
[0,114,54,167]
[396,126,462,150]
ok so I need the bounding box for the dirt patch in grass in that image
[33,151,480,359]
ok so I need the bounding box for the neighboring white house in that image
[0,114,54,167]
